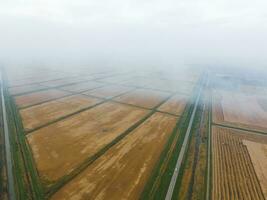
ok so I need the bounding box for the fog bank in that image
[0,0,267,71]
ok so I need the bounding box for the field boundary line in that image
[212,123,267,136]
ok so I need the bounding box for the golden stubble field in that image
[15,89,71,108]
[114,88,171,109]
[212,126,267,200]
[50,112,177,200]
[157,94,189,116]
[20,94,103,131]
[27,102,149,184]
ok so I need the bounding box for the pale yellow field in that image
[60,81,105,93]
[157,94,189,115]
[20,95,102,131]
[15,89,71,108]
[84,85,133,99]
[40,77,87,87]
[50,112,177,200]
[27,102,149,183]
[114,89,170,109]
[212,90,267,132]
[9,84,48,96]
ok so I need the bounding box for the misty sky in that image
[0,0,267,69]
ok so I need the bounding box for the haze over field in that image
[0,0,267,71]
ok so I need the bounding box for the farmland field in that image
[20,94,103,131]
[157,94,189,116]
[50,112,177,200]
[84,85,134,99]
[114,88,171,109]
[27,102,149,184]
[212,89,267,132]
[211,126,267,200]
[9,84,49,96]
[60,81,105,93]
[14,89,71,108]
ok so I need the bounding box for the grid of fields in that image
[4,66,200,199]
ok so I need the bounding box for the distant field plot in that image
[20,95,103,131]
[27,102,149,183]
[212,126,267,200]
[14,89,71,108]
[97,74,134,84]
[212,90,267,132]
[9,84,49,96]
[114,88,170,109]
[143,80,195,94]
[157,94,189,115]
[7,73,70,87]
[84,85,134,99]
[50,112,177,200]
[40,77,89,87]
[60,81,105,93]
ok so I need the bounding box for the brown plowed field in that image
[212,90,267,132]
[20,95,102,131]
[50,112,177,200]
[157,94,189,115]
[9,84,48,96]
[60,81,105,93]
[114,89,170,109]
[15,89,71,108]
[84,85,133,99]
[27,102,149,183]
[243,140,267,199]
[212,126,266,200]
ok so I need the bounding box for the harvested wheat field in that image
[60,81,105,93]
[27,102,149,183]
[20,95,103,131]
[84,85,133,99]
[114,89,170,109]
[9,84,48,96]
[50,112,177,200]
[243,140,267,199]
[212,126,267,200]
[212,90,267,132]
[157,94,189,115]
[14,89,71,108]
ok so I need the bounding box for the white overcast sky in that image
[0,0,267,69]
